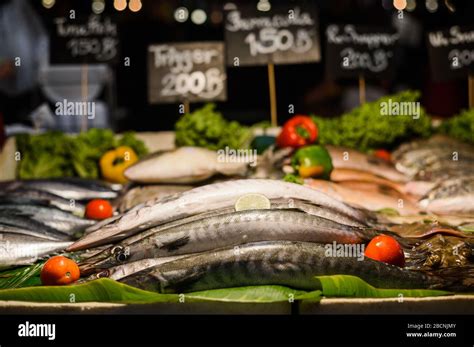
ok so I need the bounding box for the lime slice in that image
[235,193,271,211]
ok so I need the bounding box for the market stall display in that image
[0,1,473,324]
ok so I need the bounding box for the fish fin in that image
[160,235,191,252]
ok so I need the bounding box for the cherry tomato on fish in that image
[365,234,405,267]
[85,199,113,220]
[40,256,80,286]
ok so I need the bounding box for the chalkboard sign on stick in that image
[224,4,321,66]
[427,25,474,107]
[148,42,227,104]
[50,15,119,65]
[325,24,399,80]
[427,26,474,81]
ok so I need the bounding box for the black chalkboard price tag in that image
[147,42,227,104]
[224,3,321,66]
[427,25,474,81]
[325,24,399,80]
[50,15,120,64]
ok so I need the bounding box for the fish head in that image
[78,245,130,275]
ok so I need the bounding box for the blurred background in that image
[0,0,473,133]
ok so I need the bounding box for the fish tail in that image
[427,266,474,292]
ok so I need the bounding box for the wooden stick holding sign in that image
[183,99,190,115]
[469,74,474,108]
[267,62,278,127]
[223,4,321,127]
[81,64,89,132]
[358,74,366,105]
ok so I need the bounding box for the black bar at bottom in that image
[0,314,472,346]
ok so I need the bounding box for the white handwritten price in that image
[161,68,225,99]
[448,49,474,69]
[340,48,391,72]
[66,37,118,61]
[244,28,313,56]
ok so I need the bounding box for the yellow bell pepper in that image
[100,146,138,183]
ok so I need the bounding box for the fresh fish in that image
[120,241,449,293]
[116,185,194,213]
[80,210,376,273]
[0,233,72,268]
[0,189,85,216]
[306,179,421,216]
[69,179,369,251]
[389,222,472,239]
[393,136,474,179]
[85,255,191,282]
[414,234,473,269]
[124,147,248,184]
[0,204,95,235]
[327,146,408,182]
[0,178,120,201]
[419,177,474,214]
[392,135,474,162]
[330,168,407,194]
[92,197,366,237]
[0,213,71,241]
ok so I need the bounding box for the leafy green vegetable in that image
[175,103,251,150]
[438,108,474,144]
[283,174,303,185]
[312,91,432,152]
[16,129,147,179]
[314,275,451,298]
[0,278,321,304]
[0,264,43,290]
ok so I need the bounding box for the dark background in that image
[16,0,474,130]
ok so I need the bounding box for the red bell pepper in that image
[276,115,318,148]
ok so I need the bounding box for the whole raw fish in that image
[69,179,369,251]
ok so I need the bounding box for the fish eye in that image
[97,270,110,278]
[111,246,124,255]
[115,251,128,262]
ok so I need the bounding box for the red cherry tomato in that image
[40,256,80,286]
[365,234,405,267]
[85,199,113,220]
[373,149,392,162]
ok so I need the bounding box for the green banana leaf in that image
[0,263,43,289]
[315,275,452,298]
[0,278,321,304]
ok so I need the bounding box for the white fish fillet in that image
[124,147,248,184]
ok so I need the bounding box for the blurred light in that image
[42,0,55,9]
[223,2,237,10]
[92,0,105,14]
[426,0,438,12]
[114,0,127,11]
[444,0,456,12]
[210,9,223,24]
[129,0,142,12]
[174,7,189,23]
[257,0,271,12]
[406,0,416,11]
[191,9,207,25]
[393,0,407,10]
